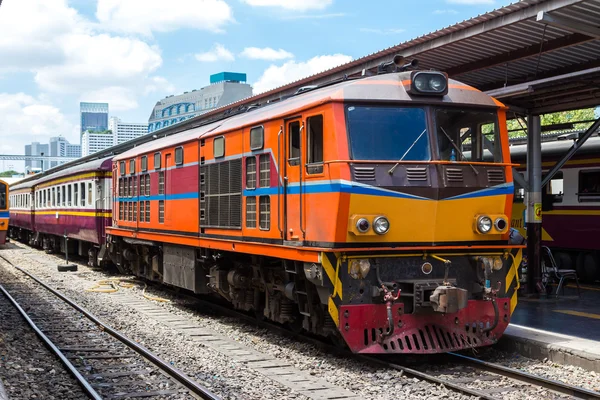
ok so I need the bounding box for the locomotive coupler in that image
[378,284,401,343]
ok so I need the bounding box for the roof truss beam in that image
[537,10,600,38]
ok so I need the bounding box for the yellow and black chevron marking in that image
[505,248,523,315]
[321,252,343,327]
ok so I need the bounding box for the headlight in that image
[373,216,390,235]
[409,71,448,95]
[356,218,370,233]
[493,257,504,270]
[494,217,508,232]
[477,216,492,234]
[349,259,371,279]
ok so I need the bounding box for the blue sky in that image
[0,0,513,172]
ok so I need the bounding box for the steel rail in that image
[0,256,221,400]
[449,352,600,399]
[0,284,103,400]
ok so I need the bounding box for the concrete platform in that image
[498,284,600,372]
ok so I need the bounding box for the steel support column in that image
[526,115,542,295]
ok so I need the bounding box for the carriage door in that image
[284,118,304,243]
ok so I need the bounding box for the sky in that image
[0,0,513,172]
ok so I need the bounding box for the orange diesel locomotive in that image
[106,65,523,354]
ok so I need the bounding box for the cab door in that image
[283,118,304,243]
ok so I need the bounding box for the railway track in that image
[0,255,221,400]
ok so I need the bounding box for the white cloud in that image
[0,93,78,158]
[280,13,346,20]
[242,0,333,11]
[253,54,353,94]
[195,44,235,62]
[360,28,405,35]
[80,87,138,112]
[240,47,294,60]
[447,0,494,4]
[433,9,459,14]
[96,0,234,36]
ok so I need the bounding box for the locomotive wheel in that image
[576,252,599,283]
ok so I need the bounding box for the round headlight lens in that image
[494,217,508,232]
[414,76,428,91]
[477,216,492,234]
[373,216,390,235]
[356,218,370,233]
[429,76,446,91]
[349,259,371,279]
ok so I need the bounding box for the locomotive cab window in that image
[578,170,600,202]
[435,108,502,162]
[214,137,225,158]
[175,147,184,165]
[346,106,429,161]
[288,121,301,166]
[250,126,264,150]
[306,115,324,174]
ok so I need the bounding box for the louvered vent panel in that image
[353,167,375,181]
[487,169,505,184]
[445,168,464,183]
[201,158,242,228]
[406,167,428,182]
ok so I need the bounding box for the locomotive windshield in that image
[346,105,430,161]
[0,183,6,209]
[435,108,503,163]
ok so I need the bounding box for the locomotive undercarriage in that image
[106,238,339,339]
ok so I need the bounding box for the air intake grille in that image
[487,169,505,184]
[353,166,375,181]
[200,159,242,228]
[445,168,463,183]
[406,167,428,182]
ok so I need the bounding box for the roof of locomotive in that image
[510,136,600,162]
[114,71,501,161]
[11,157,113,190]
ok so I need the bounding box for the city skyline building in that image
[108,117,149,145]
[49,136,81,168]
[81,130,113,157]
[147,72,252,133]
[80,102,109,135]
[24,142,49,171]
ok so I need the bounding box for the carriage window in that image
[214,137,225,158]
[68,185,72,206]
[288,121,300,166]
[578,170,600,202]
[43,191,47,208]
[74,184,79,206]
[52,188,56,207]
[57,187,61,207]
[250,126,264,150]
[545,171,563,203]
[175,147,183,165]
[62,186,66,206]
[141,156,147,172]
[81,182,85,205]
[88,183,93,206]
[246,157,256,189]
[346,106,429,161]
[307,115,324,174]
[154,152,161,169]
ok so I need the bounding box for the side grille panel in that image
[200,158,242,229]
[406,167,428,182]
[445,168,464,183]
[353,166,375,181]
[487,169,505,184]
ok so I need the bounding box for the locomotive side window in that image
[145,200,150,222]
[133,176,137,197]
[246,157,256,189]
[141,156,147,172]
[175,147,183,165]
[130,159,136,174]
[159,200,165,223]
[346,106,429,161]
[214,137,225,158]
[578,170,600,202]
[120,161,125,176]
[250,126,264,150]
[288,121,301,166]
[133,202,137,222]
[145,174,150,196]
[259,196,270,230]
[307,115,324,174]
[159,172,165,194]
[246,196,257,228]
[259,154,270,187]
[154,152,161,169]
[140,201,145,222]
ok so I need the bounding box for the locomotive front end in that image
[322,70,523,353]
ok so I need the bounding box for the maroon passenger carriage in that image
[9,157,113,263]
[9,180,36,242]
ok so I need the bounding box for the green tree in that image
[507,108,596,138]
[0,170,19,177]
